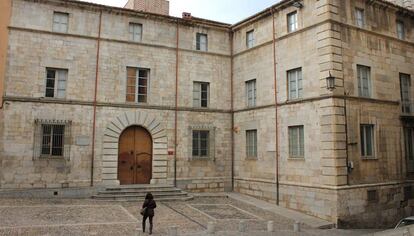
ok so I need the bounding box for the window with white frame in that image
[287,11,298,33]
[192,130,209,158]
[400,73,411,113]
[245,79,256,107]
[355,8,365,27]
[246,30,254,49]
[288,68,303,100]
[45,68,68,99]
[196,33,208,51]
[193,82,209,108]
[126,67,150,103]
[397,21,405,40]
[246,130,257,158]
[129,23,143,42]
[357,65,371,98]
[289,126,304,159]
[33,120,71,159]
[53,12,69,33]
[360,124,375,158]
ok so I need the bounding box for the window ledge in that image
[288,157,305,161]
[190,156,212,161]
[36,156,66,161]
[246,156,258,160]
[361,157,378,160]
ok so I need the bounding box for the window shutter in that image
[209,128,215,161]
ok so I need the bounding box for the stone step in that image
[93,195,194,202]
[96,191,188,197]
[93,185,191,202]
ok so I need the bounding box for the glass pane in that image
[361,126,366,156]
[46,88,54,97]
[200,149,208,156]
[139,70,148,78]
[366,126,373,156]
[138,95,147,103]
[200,131,208,139]
[47,70,55,79]
[127,68,136,77]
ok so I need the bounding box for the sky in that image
[79,0,281,24]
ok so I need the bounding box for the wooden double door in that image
[118,126,152,185]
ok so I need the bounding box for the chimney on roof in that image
[124,0,170,16]
[182,12,192,20]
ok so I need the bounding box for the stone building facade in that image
[0,0,413,228]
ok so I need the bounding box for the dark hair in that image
[145,192,154,200]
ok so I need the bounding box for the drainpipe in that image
[230,31,235,191]
[271,8,280,205]
[90,10,102,187]
[174,20,179,187]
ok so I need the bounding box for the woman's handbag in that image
[140,207,147,216]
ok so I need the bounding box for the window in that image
[245,79,256,107]
[289,126,304,158]
[360,124,375,158]
[45,68,68,99]
[246,130,257,158]
[400,73,411,113]
[405,128,414,173]
[287,11,298,32]
[196,33,208,51]
[397,21,405,40]
[367,190,378,203]
[129,23,142,42]
[355,8,365,27]
[192,130,209,157]
[193,82,209,108]
[33,120,71,159]
[288,68,303,100]
[126,67,150,103]
[53,12,69,33]
[357,65,371,98]
[246,30,254,49]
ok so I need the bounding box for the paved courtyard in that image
[0,196,379,236]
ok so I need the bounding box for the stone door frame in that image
[102,111,168,186]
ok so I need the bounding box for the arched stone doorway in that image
[118,126,152,185]
[102,111,168,186]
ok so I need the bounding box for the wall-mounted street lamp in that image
[292,1,304,8]
[326,71,336,91]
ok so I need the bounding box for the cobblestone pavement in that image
[0,197,379,236]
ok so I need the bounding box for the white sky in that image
[79,0,281,24]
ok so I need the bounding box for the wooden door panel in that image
[136,153,152,184]
[118,126,152,185]
[118,127,135,185]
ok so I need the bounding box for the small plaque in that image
[168,149,174,155]
[76,136,90,146]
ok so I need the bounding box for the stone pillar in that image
[316,0,348,186]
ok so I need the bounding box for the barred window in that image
[34,120,71,159]
[192,130,209,158]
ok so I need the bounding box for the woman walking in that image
[141,192,157,235]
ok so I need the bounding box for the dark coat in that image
[142,199,157,217]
